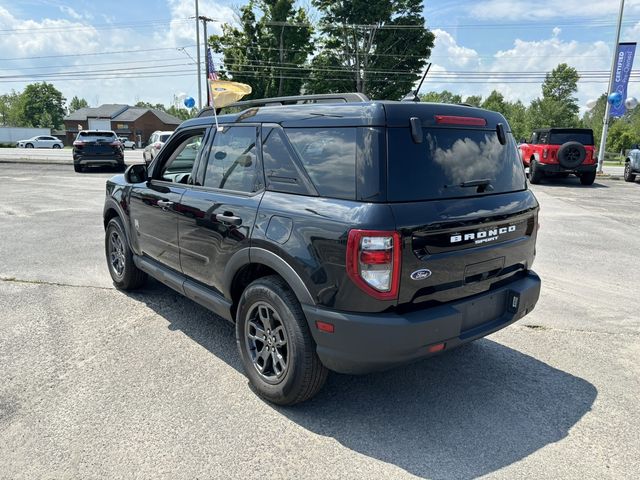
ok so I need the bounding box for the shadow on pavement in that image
[531,176,609,188]
[129,280,597,480]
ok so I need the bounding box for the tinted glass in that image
[160,134,172,142]
[77,131,116,142]
[550,130,594,145]
[262,128,309,195]
[285,128,356,199]
[204,126,259,193]
[160,131,204,183]
[387,127,526,202]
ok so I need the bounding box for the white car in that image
[118,137,136,149]
[143,130,173,162]
[17,136,64,149]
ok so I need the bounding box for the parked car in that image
[73,130,124,173]
[519,128,597,185]
[142,130,173,162]
[16,135,63,149]
[624,144,640,182]
[103,93,541,405]
[118,137,136,149]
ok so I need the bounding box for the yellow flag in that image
[208,80,252,108]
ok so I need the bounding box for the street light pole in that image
[199,16,214,108]
[195,0,202,110]
[597,0,625,173]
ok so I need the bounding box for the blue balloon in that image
[608,92,622,105]
[184,96,195,108]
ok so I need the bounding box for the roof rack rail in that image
[196,92,369,118]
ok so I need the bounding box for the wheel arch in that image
[224,247,316,320]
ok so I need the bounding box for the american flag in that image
[207,48,218,81]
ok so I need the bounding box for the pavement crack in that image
[0,276,113,291]
[514,324,639,337]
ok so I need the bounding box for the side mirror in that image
[125,163,147,183]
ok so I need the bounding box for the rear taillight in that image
[543,148,548,159]
[73,140,84,146]
[346,230,401,300]
[110,141,121,147]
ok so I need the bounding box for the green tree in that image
[481,90,507,114]
[210,0,314,99]
[0,90,26,126]
[21,82,66,128]
[464,95,483,107]
[419,90,462,104]
[68,95,89,114]
[582,94,607,150]
[527,63,580,128]
[307,0,435,99]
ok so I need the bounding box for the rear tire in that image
[529,160,543,184]
[131,145,136,150]
[105,217,147,290]
[236,275,328,405]
[52,144,61,149]
[624,162,636,182]
[579,171,597,186]
[73,164,83,173]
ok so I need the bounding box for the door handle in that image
[157,200,174,209]
[215,213,242,226]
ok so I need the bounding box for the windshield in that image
[387,127,526,202]
[78,131,115,142]
[550,130,594,145]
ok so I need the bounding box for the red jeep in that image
[519,128,597,185]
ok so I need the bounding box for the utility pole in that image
[199,15,215,107]
[195,0,202,110]
[597,0,625,173]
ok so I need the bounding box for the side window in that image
[530,132,538,144]
[285,127,356,200]
[158,130,205,183]
[262,127,311,195]
[203,126,259,193]
[538,132,549,144]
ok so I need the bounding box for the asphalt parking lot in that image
[1,164,639,479]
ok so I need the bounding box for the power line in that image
[0,45,197,61]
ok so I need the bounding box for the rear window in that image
[387,127,526,202]
[285,127,356,199]
[160,134,172,142]
[77,131,116,141]
[549,130,594,145]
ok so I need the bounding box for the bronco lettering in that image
[450,225,517,244]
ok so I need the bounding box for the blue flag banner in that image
[610,42,636,117]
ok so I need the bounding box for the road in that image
[1,164,639,479]
[0,147,145,164]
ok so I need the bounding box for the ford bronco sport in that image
[625,144,640,182]
[519,128,597,185]
[103,93,541,405]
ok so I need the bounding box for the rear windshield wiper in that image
[445,179,494,192]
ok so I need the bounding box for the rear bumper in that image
[303,271,541,374]
[537,162,596,173]
[74,155,124,166]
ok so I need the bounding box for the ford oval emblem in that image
[410,269,432,281]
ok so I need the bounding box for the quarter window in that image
[204,126,260,193]
[262,127,310,195]
[285,127,356,199]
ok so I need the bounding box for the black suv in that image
[103,93,541,405]
[73,130,124,173]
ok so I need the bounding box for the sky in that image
[1,0,639,114]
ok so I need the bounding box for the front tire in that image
[579,171,596,186]
[624,163,637,182]
[105,217,147,290]
[25,143,33,148]
[529,160,543,184]
[236,275,328,405]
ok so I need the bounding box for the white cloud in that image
[423,28,618,113]
[58,5,82,20]
[470,0,640,20]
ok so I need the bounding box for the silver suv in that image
[625,144,640,182]
[143,130,173,163]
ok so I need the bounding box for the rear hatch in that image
[385,104,539,312]
[74,131,119,156]
[549,128,596,163]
